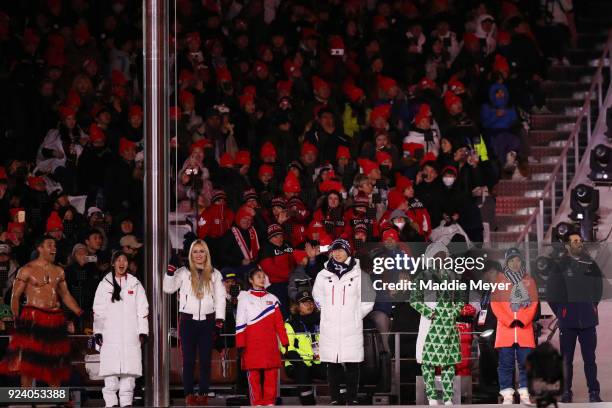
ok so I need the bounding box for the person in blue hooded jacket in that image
[480,83,522,170]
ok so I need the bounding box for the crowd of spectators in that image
[0,0,580,401]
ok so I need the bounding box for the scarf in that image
[232,226,260,262]
[503,265,531,311]
[326,256,355,280]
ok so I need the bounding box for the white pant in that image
[103,375,136,407]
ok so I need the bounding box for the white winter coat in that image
[93,273,149,377]
[163,266,226,321]
[35,128,85,174]
[312,258,375,363]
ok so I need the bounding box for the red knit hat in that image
[443,91,462,111]
[447,77,465,94]
[387,189,407,210]
[219,152,234,168]
[414,103,431,125]
[111,69,127,86]
[283,171,301,193]
[258,164,274,177]
[395,174,413,192]
[442,165,458,176]
[277,80,293,94]
[358,158,379,176]
[344,83,365,103]
[119,138,137,155]
[239,93,255,109]
[235,205,254,221]
[382,227,399,242]
[59,106,76,120]
[336,145,351,160]
[319,180,344,193]
[375,150,392,165]
[169,106,182,120]
[89,124,105,143]
[283,59,300,77]
[253,60,268,74]
[46,211,63,232]
[129,105,143,118]
[301,142,318,156]
[216,66,232,82]
[493,54,510,74]
[260,142,277,159]
[312,76,329,93]
[234,150,251,166]
[418,77,436,90]
[420,152,438,167]
[243,85,257,97]
[377,75,397,92]
[293,249,308,264]
[369,104,392,125]
[190,139,212,153]
[179,90,194,105]
[185,31,201,45]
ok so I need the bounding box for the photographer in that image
[65,243,102,333]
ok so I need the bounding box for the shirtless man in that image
[0,234,83,387]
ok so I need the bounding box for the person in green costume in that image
[410,242,466,406]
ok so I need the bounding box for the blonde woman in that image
[163,240,226,406]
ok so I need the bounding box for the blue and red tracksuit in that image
[236,289,289,405]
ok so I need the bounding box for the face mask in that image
[442,176,455,187]
[393,220,406,230]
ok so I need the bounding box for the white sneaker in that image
[500,388,515,405]
[504,151,517,170]
[518,387,534,406]
[429,399,439,405]
[444,401,454,406]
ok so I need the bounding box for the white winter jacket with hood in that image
[313,257,375,363]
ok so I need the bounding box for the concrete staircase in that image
[489,4,610,243]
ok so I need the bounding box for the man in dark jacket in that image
[546,232,603,403]
[103,138,142,216]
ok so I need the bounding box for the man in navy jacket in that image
[547,232,603,403]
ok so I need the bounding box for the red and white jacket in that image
[235,289,289,370]
[197,203,234,239]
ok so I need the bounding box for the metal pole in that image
[144,0,170,406]
[587,101,592,141]
[394,333,401,405]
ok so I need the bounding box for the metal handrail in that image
[516,33,612,246]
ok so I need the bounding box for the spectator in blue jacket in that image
[480,83,521,170]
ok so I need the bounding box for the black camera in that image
[229,283,241,298]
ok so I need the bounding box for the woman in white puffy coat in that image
[313,239,375,405]
[163,239,226,406]
[93,251,149,408]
